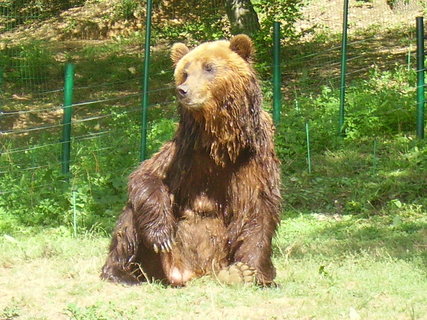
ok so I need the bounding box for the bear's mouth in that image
[178,97,205,109]
[181,102,202,109]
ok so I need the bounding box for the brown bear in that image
[101,34,281,286]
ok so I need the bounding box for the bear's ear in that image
[171,43,190,66]
[229,34,254,61]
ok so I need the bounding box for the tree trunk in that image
[225,0,260,36]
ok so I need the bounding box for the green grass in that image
[0,212,426,320]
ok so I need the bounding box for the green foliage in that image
[1,40,60,91]
[0,168,70,231]
[114,0,141,21]
[1,302,21,320]
[0,104,177,234]
[253,0,303,43]
[276,66,417,159]
[151,0,304,45]
[344,66,416,139]
[15,41,57,83]
[275,85,339,163]
[274,64,426,215]
[153,3,227,43]
[146,118,176,155]
[280,136,427,215]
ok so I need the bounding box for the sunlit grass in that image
[1,212,425,320]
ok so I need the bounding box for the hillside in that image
[1,0,424,44]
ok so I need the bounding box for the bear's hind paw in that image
[216,262,257,285]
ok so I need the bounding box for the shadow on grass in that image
[276,211,427,268]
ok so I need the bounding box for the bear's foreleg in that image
[128,173,176,252]
[101,173,176,284]
[102,141,178,284]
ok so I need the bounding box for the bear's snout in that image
[177,84,189,98]
[176,83,208,108]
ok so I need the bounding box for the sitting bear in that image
[101,34,281,286]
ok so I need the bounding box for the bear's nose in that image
[177,84,189,97]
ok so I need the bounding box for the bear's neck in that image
[176,79,265,167]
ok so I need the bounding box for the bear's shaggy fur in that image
[101,35,281,286]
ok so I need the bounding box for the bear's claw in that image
[153,239,174,253]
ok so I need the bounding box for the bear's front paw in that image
[144,228,176,254]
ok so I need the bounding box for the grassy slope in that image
[0,212,426,320]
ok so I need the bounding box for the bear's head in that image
[171,35,268,165]
[171,34,257,112]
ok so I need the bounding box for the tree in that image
[225,0,260,36]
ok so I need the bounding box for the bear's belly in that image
[173,214,229,277]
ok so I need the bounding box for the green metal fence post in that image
[140,0,153,161]
[62,62,75,175]
[273,21,282,127]
[416,16,425,139]
[338,0,349,136]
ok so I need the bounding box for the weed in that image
[66,302,137,320]
[114,0,141,21]
[1,304,20,320]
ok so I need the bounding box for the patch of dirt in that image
[298,0,424,38]
[0,0,145,45]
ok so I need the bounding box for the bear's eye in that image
[204,63,214,73]
[182,71,188,80]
